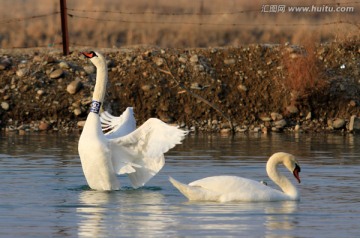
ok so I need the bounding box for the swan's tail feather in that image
[169,177,212,201]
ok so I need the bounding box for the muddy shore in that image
[0,39,359,135]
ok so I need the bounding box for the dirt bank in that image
[0,39,359,134]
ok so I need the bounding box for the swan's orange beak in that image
[293,164,301,183]
[81,51,97,58]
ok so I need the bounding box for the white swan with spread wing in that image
[169,152,301,202]
[78,51,187,191]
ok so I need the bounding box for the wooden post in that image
[60,0,69,55]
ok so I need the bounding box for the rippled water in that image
[0,133,359,237]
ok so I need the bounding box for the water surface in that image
[0,133,359,237]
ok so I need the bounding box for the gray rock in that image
[271,127,280,132]
[66,80,83,94]
[190,82,202,90]
[349,100,356,107]
[189,55,198,63]
[37,89,45,96]
[73,108,82,116]
[193,64,204,72]
[33,55,43,62]
[16,68,27,77]
[220,128,231,134]
[59,61,70,69]
[306,112,312,120]
[50,69,64,79]
[271,112,283,121]
[1,102,9,110]
[332,118,345,129]
[154,57,164,66]
[274,119,287,128]
[286,105,299,114]
[77,121,86,127]
[141,84,153,92]
[349,115,360,132]
[178,56,187,63]
[260,116,271,122]
[84,65,96,74]
[224,58,235,65]
[210,48,218,53]
[237,84,247,92]
[0,58,12,69]
[39,121,49,131]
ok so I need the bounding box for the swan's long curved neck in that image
[266,155,299,199]
[91,64,108,114]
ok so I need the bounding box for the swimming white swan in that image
[78,51,187,191]
[169,152,301,202]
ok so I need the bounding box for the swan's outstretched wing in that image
[109,118,188,188]
[100,107,136,139]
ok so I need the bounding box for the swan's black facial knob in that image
[293,163,301,183]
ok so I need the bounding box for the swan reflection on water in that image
[76,185,299,237]
[264,201,299,234]
[76,187,171,237]
[175,200,299,235]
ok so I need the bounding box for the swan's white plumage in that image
[100,107,136,139]
[169,152,301,202]
[108,118,187,188]
[78,51,187,191]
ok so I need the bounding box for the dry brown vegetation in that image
[281,39,328,102]
[0,0,358,49]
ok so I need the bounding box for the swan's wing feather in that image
[189,176,257,193]
[109,118,188,188]
[100,107,136,139]
[189,176,290,202]
[169,177,221,201]
[111,118,188,157]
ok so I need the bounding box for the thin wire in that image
[0,12,59,24]
[67,14,358,28]
[66,1,360,16]
[66,8,257,16]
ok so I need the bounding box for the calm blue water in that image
[0,133,359,237]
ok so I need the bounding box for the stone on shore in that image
[189,55,198,63]
[1,101,9,110]
[271,112,283,121]
[0,42,358,134]
[39,121,49,131]
[67,79,83,95]
[83,65,96,74]
[349,116,360,132]
[286,105,299,114]
[332,118,346,129]
[77,121,86,127]
[50,69,64,79]
[274,119,287,128]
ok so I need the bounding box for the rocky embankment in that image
[0,39,359,135]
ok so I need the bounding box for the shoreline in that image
[1,39,359,135]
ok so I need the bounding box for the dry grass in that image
[0,0,358,49]
[281,39,328,101]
